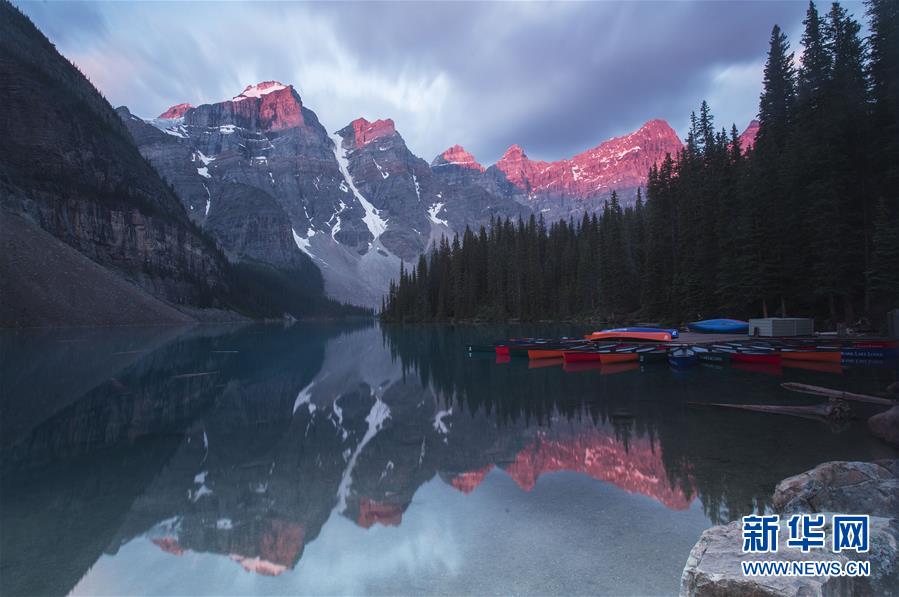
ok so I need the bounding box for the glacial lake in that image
[1,323,896,596]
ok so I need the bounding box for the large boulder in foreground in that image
[680,516,899,597]
[772,460,899,517]
[681,460,899,597]
[869,406,899,447]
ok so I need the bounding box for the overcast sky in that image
[16,1,867,164]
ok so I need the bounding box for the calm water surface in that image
[1,323,896,596]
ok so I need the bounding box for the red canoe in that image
[585,330,672,342]
[731,352,781,365]
[562,351,603,363]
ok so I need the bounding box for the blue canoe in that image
[687,319,749,334]
[668,347,698,368]
[606,326,679,339]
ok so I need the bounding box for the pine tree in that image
[869,198,899,308]
[757,24,796,154]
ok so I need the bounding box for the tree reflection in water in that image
[0,322,893,594]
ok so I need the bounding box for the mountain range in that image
[0,1,758,320]
[122,82,756,308]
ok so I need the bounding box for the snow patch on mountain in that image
[330,133,387,240]
[428,202,448,226]
[291,228,317,258]
[412,173,421,201]
[233,81,287,102]
[194,151,215,165]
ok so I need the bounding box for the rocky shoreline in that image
[680,460,899,596]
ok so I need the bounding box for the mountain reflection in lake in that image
[1,323,896,596]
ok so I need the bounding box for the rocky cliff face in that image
[0,2,231,322]
[334,117,433,259]
[124,86,413,307]
[493,119,683,207]
[430,144,531,232]
[432,145,485,172]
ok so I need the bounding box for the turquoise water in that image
[1,323,896,596]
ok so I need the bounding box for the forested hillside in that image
[0,1,365,325]
[382,0,899,327]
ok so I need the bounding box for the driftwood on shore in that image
[690,398,853,422]
[781,382,895,406]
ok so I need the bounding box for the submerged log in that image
[691,398,853,422]
[781,382,895,406]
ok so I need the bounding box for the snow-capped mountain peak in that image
[233,81,289,102]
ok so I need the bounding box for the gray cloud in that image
[15,1,864,164]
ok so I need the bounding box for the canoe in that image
[849,340,898,349]
[562,351,603,363]
[638,350,668,363]
[585,330,672,342]
[694,349,731,364]
[563,343,642,363]
[503,338,587,357]
[668,347,698,368]
[599,352,639,364]
[841,357,898,368]
[841,347,898,360]
[781,350,842,363]
[605,326,679,339]
[687,319,749,334]
[528,349,569,360]
[731,351,781,365]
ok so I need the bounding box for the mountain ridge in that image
[132,81,759,307]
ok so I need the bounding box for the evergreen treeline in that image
[383,1,899,326]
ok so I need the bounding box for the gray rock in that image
[772,460,899,517]
[680,516,899,597]
[869,406,899,447]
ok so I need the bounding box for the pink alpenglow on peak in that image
[739,119,760,151]
[349,117,396,148]
[158,103,193,119]
[495,144,547,190]
[232,81,289,102]
[432,144,485,172]
[231,81,304,131]
[495,119,682,197]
